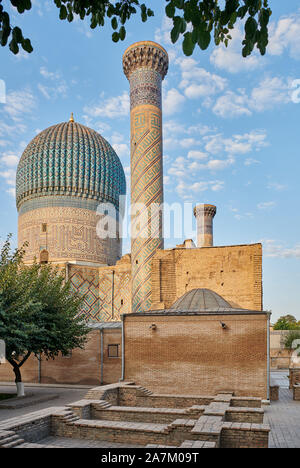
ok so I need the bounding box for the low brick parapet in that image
[231,397,262,408]
[221,422,270,448]
[270,384,279,401]
[289,368,300,389]
[226,407,264,423]
[293,385,300,401]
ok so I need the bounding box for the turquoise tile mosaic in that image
[16,121,126,213]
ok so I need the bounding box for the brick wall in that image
[124,313,268,399]
[0,329,122,386]
[293,385,300,401]
[221,425,269,448]
[151,244,262,311]
[118,387,213,408]
[270,330,291,369]
[0,354,39,384]
[289,368,300,389]
[102,329,122,385]
[69,256,131,323]
[270,384,279,401]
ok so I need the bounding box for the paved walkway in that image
[39,436,142,448]
[265,371,300,448]
[1,373,300,448]
[0,385,89,421]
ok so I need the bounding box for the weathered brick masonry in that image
[124,312,268,399]
[0,328,122,385]
[151,244,263,311]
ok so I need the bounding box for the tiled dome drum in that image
[16,120,126,266]
[16,121,126,210]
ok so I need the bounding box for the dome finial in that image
[69,112,74,123]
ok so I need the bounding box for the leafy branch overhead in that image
[0,0,272,56]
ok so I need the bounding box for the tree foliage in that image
[284,330,300,355]
[0,235,89,386]
[0,0,272,57]
[273,315,300,331]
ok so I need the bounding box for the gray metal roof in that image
[125,309,269,317]
[170,289,233,312]
[87,322,122,330]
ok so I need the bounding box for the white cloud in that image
[244,158,260,166]
[110,133,129,157]
[176,180,224,199]
[262,239,300,259]
[38,67,68,99]
[257,201,276,210]
[163,120,215,138]
[0,151,19,167]
[206,157,235,171]
[3,89,36,122]
[154,17,173,46]
[250,77,292,112]
[213,77,293,118]
[267,182,287,191]
[210,26,264,73]
[203,130,268,156]
[84,92,130,119]
[209,16,300,116]
[13,49,30,61]
[6,187,16,197]
[163,88,185,116]
[177,57,227,99]
[40,66,61,80]
[113,143,129,158]
[31,0,52,16]
[187,150,208,160]
[164,175,171,185]
[213,90,251,118]
[268,12,300,60]
[0,169,16,186]
[0,121,26,137]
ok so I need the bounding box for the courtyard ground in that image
[0,384,91,421]
[0,372,300,448]
[265,370,300,448]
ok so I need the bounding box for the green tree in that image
[0,236,89,396]
[273,315,299,331]
[1,0,272,57]
[284,330,300,357]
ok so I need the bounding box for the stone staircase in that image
[136,386,153,397]
[95,400,112,410]
[63,411,80,424]
[0,430,25,448]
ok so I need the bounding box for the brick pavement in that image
[0,385,90,421]
[38,436,143,448]
[265,371,300,448]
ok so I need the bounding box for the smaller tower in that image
[194,204,217,247]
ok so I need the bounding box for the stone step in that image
[0,434,25,448]
[96,401,112,408]
[67,418,167,433]
[2,438,25,448]
[0,431,15,441]
[0,434,20,445]
[65,416,79,422]
[180,440,217,449]
[138,387,153,396]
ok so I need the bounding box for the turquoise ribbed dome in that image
[16,120,126,212]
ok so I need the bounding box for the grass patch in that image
[0,393,17,401]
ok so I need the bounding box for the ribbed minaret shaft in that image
[123,41,169,313]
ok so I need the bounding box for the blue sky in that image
[0,1,300,321]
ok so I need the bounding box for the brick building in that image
[123,289,269,399]
[0,41,270,400]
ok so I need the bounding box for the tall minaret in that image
[123,41,169,313]
[194,204,217,247]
